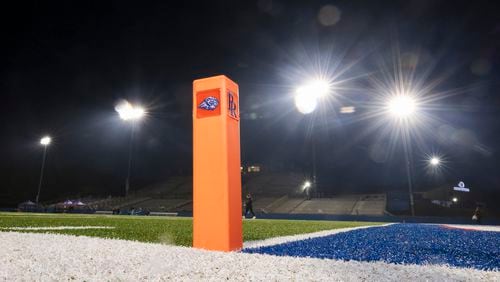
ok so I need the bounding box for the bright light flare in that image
[452,197,458,203]
[295,92,318,114]
[296,80,330,98]
[115,100,145,121]
[302,181,312,190]
[295,79,331,114]
[40,136,51,146]
[340,106,355,114]
[429,157,440,166]
[387,95,417,118]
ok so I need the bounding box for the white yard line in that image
[243,223,393,249]
[0,231,497,281]
[1,226,115,231]
[440,224,500,232]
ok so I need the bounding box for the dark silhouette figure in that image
[472,207,482,224]
[244,193,256,219]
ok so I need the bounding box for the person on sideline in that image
[472,206,482,224]
[243,193,256,219]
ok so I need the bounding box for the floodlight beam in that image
[295,92,318,114]
[430,157,440,166]
[387,95,417,119]
[40,136,51,146]
[115,100,145,121]
[294,79,331,115]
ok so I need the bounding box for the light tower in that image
[387,93,419,216]
[115,100,145,196]
[36,136,52,204]
[294,79,331,198]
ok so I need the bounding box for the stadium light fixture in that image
[429,157,441,166]
[296,79,330,98]
[295,92,318,114]
[294,79,331,114]
[40,136,51,146]
[387,94,417,119]
[115,100,145,121]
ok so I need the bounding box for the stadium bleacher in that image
[243,172,306,196]
[350,194,386,215]
[250,197,281,213]
[290,196,357,215]
[58,173,389,216]
[120,199,188,212]
[272,197,306,214]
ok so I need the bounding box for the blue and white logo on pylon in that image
[198,96,219,111]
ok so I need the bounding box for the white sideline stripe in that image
[0,232,498,281]
[243,223,393,249]
[0,214,104,219]
[1,226,115,231]
[440,224,500,232]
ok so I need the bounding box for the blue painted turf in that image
[244,224,500,270]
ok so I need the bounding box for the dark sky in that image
[1,0,499,205]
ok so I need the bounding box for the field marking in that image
[245,223,500,271]
[0,213,189,220]
[243,223,393,249]
[1,226,115,231]
[0,212,98,216]
[440,224,500,232]
[0,214,104,219]
[1,231,498,281]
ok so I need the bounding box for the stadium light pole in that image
[115,100,145,197]
[36,136,51,204]
[387,94,418,216]
[294,79,330,198]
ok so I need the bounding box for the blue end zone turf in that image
[244,224,500,270]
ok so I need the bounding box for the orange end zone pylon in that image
[192,75,242,251]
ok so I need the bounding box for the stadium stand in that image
[54,173,388,216]
[272,197,307,214]
[290,196,358,215]
[173,200,192,212]
[250,197,282,213]
[243,172,305,196]
[120,199,187,212]
[414,198,475,217]
[91,196,151,210]
[34,166,500,220]
[386,191,410,214]
[252,194,387,215]
[350,194,386,215]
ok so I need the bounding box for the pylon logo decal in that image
[198,96,219,111]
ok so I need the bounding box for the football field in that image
[0,212,378,246]
[1,212,499,281]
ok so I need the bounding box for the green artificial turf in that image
[0,212,381,247]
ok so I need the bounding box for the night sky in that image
[1,0,499,206]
